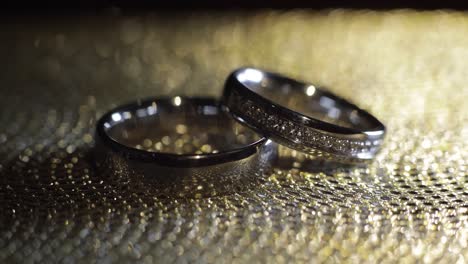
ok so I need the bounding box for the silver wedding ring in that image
[222,67,385,161]
[95,97,276,197]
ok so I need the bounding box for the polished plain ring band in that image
[94,97,276,197]
[222,67,385,161]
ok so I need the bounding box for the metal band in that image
[222,67,386,161]
[94,97,276,197]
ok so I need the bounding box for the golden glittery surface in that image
[0,10,467,263]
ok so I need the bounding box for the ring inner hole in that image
[105,102,261,155]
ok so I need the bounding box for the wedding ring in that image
[94,97,276,197]
[222,67,385,161]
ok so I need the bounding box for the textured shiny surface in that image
[1,10,468,263]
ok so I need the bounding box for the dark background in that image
[1,0,467,16]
